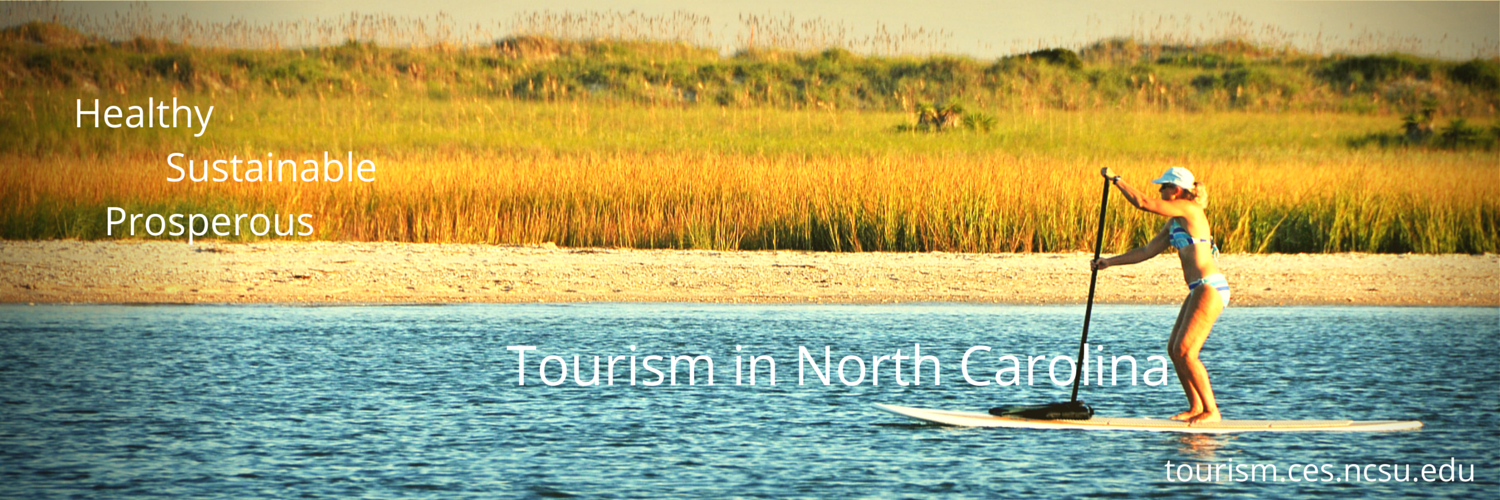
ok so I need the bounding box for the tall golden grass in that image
[5,139,1495,253]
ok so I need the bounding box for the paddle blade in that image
[988,401,1095,420]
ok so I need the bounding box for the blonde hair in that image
[1189,183,1209,208]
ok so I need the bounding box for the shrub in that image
[1221,67,1274,89]
[1319,54,1436,91]
[1401,105,1436,144]
[1450,59,1500,92]
[1356,115,1498,150]
[1189,67,1300,102]
[1437,118,1490,149]
[913,102,961,131]
[257,57,333,85]
[151,53,195,85]
[1005,48,1082,70]
[1190,73,1221,90]
[1159,51,1233,69]
[1380,78,1445,109]
[962,111,996,132]
[899,102,992,133]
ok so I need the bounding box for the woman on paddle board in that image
[1092,167,1226,424]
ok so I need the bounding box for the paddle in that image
[989,174,1109,420]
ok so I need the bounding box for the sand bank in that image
[1,241,1494,306]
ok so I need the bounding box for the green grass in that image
[6,90,1483,158]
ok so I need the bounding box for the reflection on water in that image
[1175,433,1230,460]
[0,304,1495,499]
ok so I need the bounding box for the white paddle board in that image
[875,404,1422,434]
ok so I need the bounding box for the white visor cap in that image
[1150,167,1196,190]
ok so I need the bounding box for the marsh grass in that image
[4,90,1487,156]
[3,96,1495,253]
[7,150,1494,253]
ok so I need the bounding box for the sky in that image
[11,1,1499,59]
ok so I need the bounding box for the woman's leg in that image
[1167,297,1201,421]
[1177,286,1225,424]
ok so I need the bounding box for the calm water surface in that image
[1,304,1496,499]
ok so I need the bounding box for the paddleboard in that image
[875,404,1422,434]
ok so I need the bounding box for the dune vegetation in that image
[2,16,1497,253]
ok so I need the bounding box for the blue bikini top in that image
[1169,219,1218,256]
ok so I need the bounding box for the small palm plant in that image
[902,102,995,133]
[1400,103,1435,144]
[1437,118,1486,149]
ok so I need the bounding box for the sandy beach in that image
[1,241,1494,306]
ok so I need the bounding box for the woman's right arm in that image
[1100,167,1193,218]
[1093,224,1169,270]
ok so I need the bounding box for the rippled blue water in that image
[1,304,1496,499]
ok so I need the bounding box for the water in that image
[1,304,1495,499]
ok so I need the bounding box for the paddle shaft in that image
[1070,176,1111,403]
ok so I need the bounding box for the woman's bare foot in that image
[1170,410,1200,421]
[1187,411,1222,424]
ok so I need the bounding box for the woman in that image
[1093,166,1227,424]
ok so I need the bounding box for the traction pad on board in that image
[989,401,1095,420]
